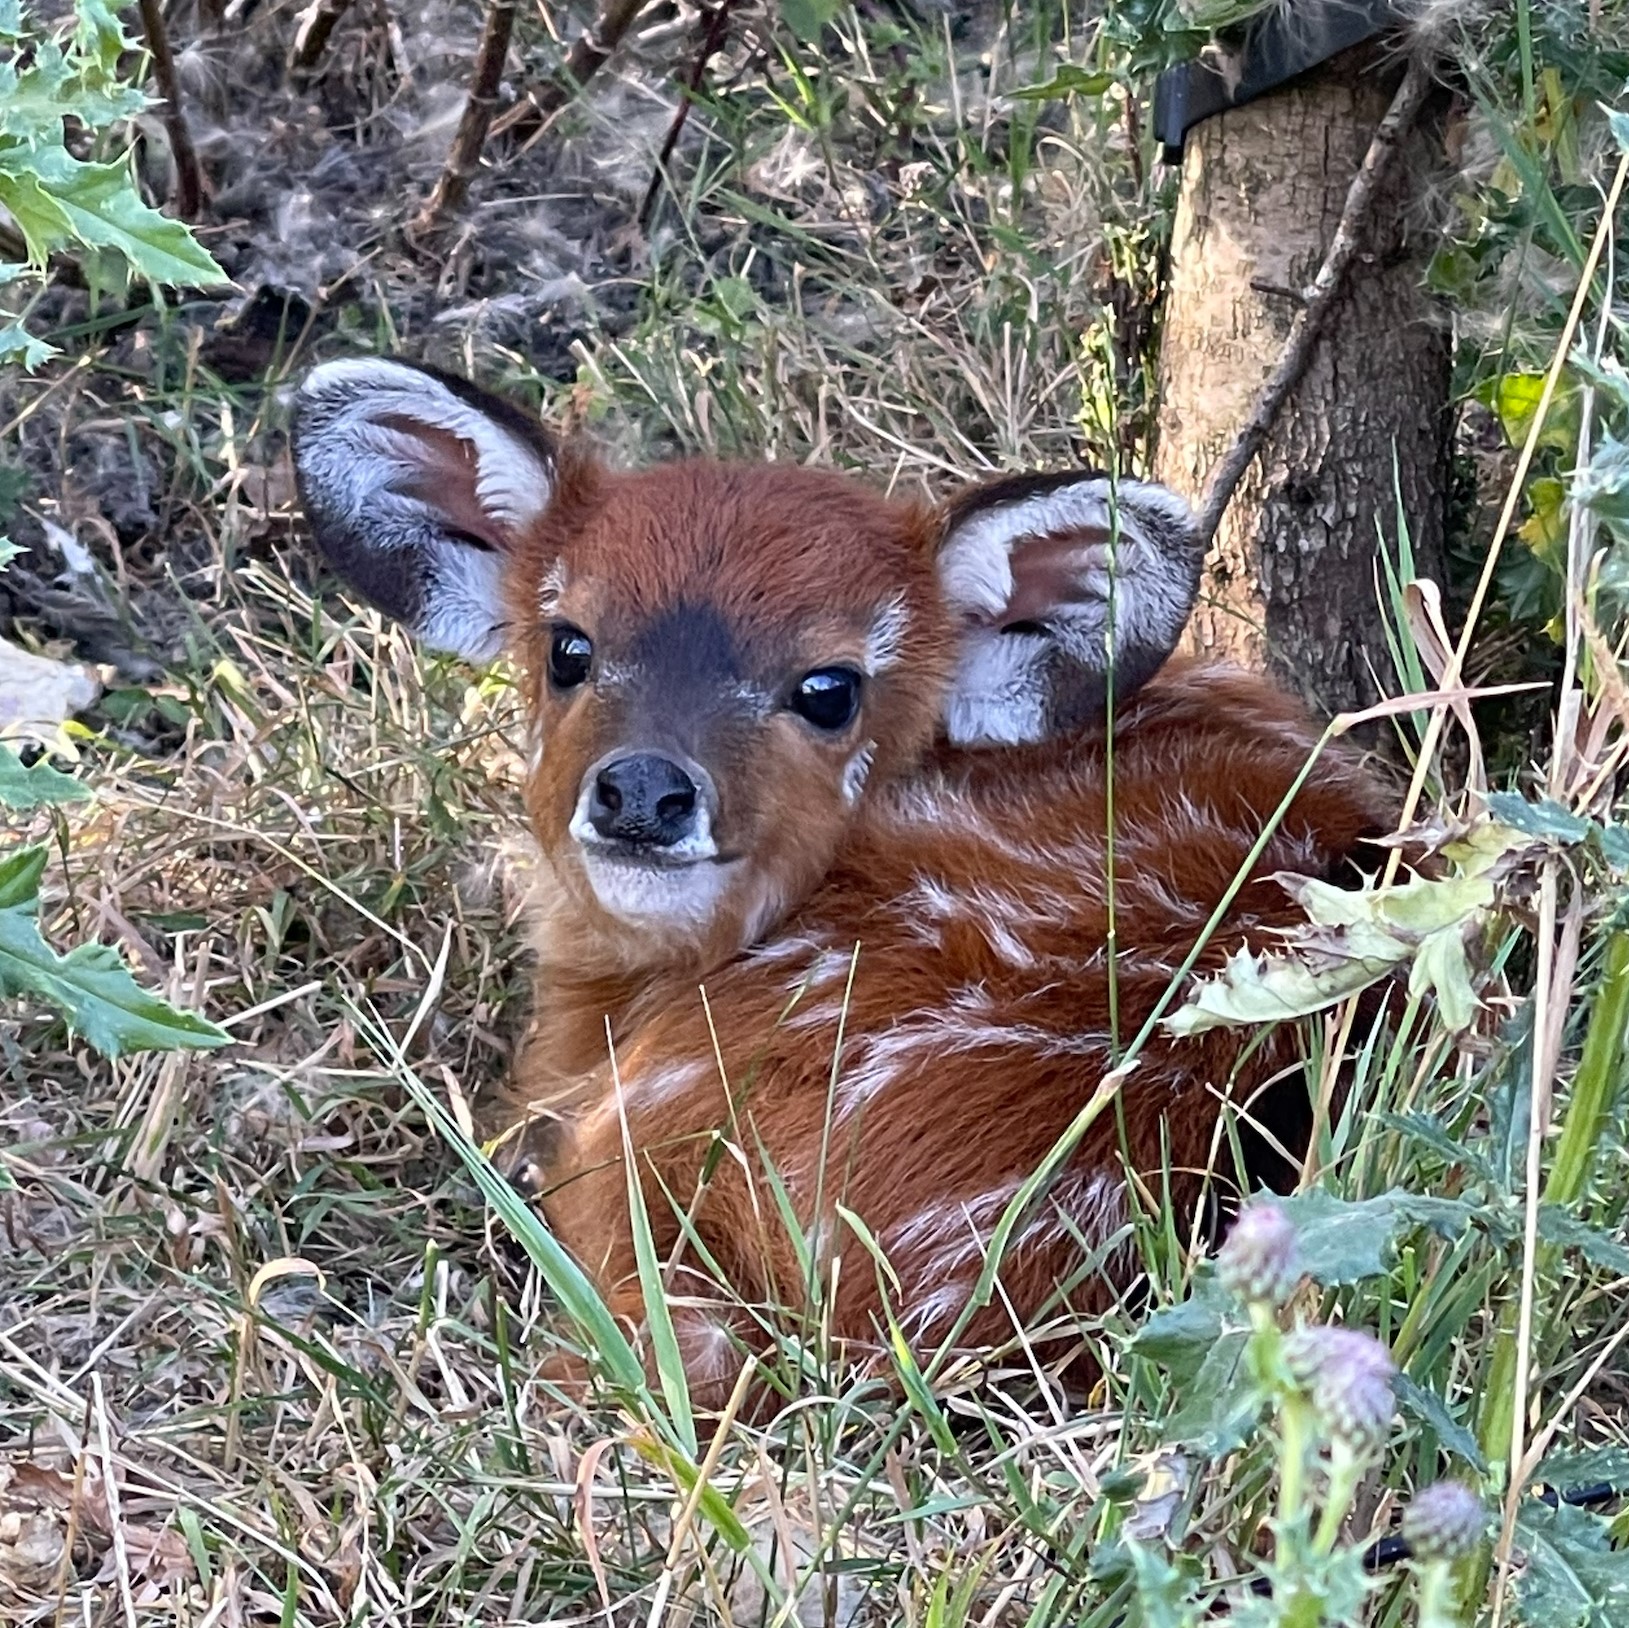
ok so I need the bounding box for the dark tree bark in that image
[1153,47,1453,719]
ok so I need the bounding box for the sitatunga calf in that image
[292,358,1390,1406]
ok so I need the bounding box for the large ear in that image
[935,471,1203,745]
[291,358,557,661]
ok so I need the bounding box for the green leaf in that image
[0,44,143,146]
[1162,1327,1257,1453]
[24,148,225,287]
[1474,371,1579,454]
[0,844,230,1057]
[1125,1279,1260,1452]
[1538,1446,1629,1497]
[1512,1502,1629,1628]
[1377,1111,1495,1185]
[0,743,91,807]
[1408,924,1480,1033]
[1486,792,1593,845]
[617,1083,697,1457]
[73,0,136,79]
[1010,65,1116,101]
[888,1318,957,1456]
[1534,1207,1629,1276]
[1161,938,1399,1036]
[1122,1540,1204,1628]
[0,165,76,261]
[385,1037,657,1403]
[1393,1374,1488,1473]
[1596,825,1629,870]
[0,320,56,368]
[1273,1190,1478,1285]
[1125,1272,1230,1385]
[0,844,47,909]
[1574,433,1629,527]
[778,0,840,43]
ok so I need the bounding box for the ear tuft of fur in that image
[292,358,557,661]
[936,473,1204,745]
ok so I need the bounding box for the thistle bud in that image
[1402,1481,1486,1562]
[1218,1201,1303,1308]
[1283,1325,1397,1453]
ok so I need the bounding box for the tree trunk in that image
[1153,47,1451,720]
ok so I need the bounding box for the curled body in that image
[291,357,1392,1405]
[516,664,1386,1399]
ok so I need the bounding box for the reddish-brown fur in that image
[485,454,1391,1407]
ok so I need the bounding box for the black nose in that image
[588,753,700,848]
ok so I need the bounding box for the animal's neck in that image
[521,873,739,1105]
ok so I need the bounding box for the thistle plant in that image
[1227,1210,1399,1625]
[1403,1482,1487,1628]
[1123,1202,1495,1626]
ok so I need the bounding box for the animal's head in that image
[292,358,1202,960]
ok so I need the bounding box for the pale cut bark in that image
[1154,48,1452,719]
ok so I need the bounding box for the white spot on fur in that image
[898,1280,972,1342]
[864,592,911,673]
[838,1011,1112,1116]
[784,999,844,1032]
[890,1170,1124,1342]
[749,933,837,967]
[1015,1170,1119,1257]
[621,1060,708,1107]
[537,557,567,617]
[842,740,876,806]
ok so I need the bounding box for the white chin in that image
[578,850,736,930]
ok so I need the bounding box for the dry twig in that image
[1195,52,1437,549]
[409,0,520,237]
[638,0,738,228]
[287,0,359,77]
[491,0,653,149]
[137,0,203,219]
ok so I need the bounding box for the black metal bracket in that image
[1153,0,1402,164]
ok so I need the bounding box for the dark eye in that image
[791,667,863,732]
[548,626,593,689]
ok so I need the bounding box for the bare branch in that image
[136,0,204,220]
[491,0,652,150]
[408,0,520,238]
[1195,52,1437,550]
[638,0,737,228]
[288,0,359,77]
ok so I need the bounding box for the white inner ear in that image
[942,625,1050,746]
[417,548,509,660]
[936,476,1200,745]
[303,357,554,534]
[938,480,1113,619]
